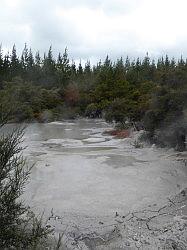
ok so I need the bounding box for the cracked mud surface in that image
[46,187,187,249]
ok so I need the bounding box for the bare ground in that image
[48,186,187,249]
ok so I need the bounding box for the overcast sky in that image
[1,0,187,63]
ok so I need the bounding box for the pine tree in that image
[28,48,34,69]
[84,60,91,75]
[10,44,20,78]
[178,55,185,68]
[104,55,111,68]
[42,46,56,86]
[150,59,156,80]
[115,57,125,80]
[134,57,141,81]
[57,53,62,66]
[3,53,10,80]
[70,60,77,78]
[62,48,69,70]
[43,46,56,74]
[170,57,176,69]
[78,60,83,75]
[141,52,152,80]
[56,48,70,86]
[165,54,170,68]
[0,45,4,83]
[35,51,41,67]
[142,52,150,68]
[21,43,29,70]
[125,56,130,72]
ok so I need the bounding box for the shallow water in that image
[21,119,187,219]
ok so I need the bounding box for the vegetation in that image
[0,44,186,149]
[0,123,52,249]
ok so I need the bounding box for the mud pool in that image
[22,119,187,219]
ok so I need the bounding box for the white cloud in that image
[129,0,187,48]
[0,0,187,61]
[4,0,22,8]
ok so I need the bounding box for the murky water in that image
[21,119,187,220]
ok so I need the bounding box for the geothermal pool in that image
[22,119,187,219]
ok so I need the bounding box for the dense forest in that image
[0,44,187,150]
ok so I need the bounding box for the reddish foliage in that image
[64,84,79,107]
[104,129,130,138]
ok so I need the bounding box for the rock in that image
[115,212,119,217]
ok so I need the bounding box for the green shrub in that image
[85,103,101,118]
[0,126,52,249]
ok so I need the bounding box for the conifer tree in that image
[35,51,41,67]
[125,56,130,72]
[165,54,170,68]
[78,60,83,75]
[21,43,29,70]
[3,53,10,80]
[10,44,20,77]
[103,55,111,68]
[28,48,34,69]
[84,60,91,75]
[0,45,4,83]
[70,60,77,79]
[43,46,55,74]
[56,48,70,86]
[42,46,56,86]
[115,57,125,81]
[178,55,185,68]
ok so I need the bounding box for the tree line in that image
[0,44,187,149]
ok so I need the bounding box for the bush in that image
[0,126,52,249]
[142,86,186,150]
[85,103,101,118]
[0,79,63,122]
[104,98,139,126]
